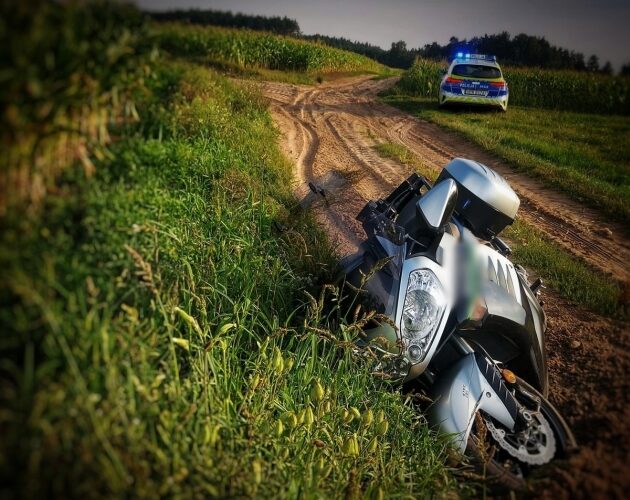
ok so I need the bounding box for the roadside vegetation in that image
[1,2,458,497]
[149,8,301,36]
[1,0,151,216]
[393,58,630,115]
[373,141,626,318]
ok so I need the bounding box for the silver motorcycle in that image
[341,158,576,489]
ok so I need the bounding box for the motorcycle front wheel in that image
[466,378,576,491]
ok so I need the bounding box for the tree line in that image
[418,33,612,73]
[148,8,299,36]
[309,34,617,74]
[148,9,626,74]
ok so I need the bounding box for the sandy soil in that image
[261,75,630,497]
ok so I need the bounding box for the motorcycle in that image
[339,158,576,489]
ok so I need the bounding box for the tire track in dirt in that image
[393,123,630,286]
[380,118,628,280]
[261,75,630,497]
[266,77,630,285]
[265,82,367,254]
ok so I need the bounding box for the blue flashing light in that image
[462,54,498,62]
[457,52,463,58]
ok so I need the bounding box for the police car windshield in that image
[452,64,501,79]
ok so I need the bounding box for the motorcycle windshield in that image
[363,212,407,317]
[366,212,406,271]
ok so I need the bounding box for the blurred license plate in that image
[464,89,488,96]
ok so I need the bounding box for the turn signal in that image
[501,369,517,384]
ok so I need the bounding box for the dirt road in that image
[262,75,630,497]
[263,76,630,285]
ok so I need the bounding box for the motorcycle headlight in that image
[401,269,446,363]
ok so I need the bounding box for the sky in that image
[138,0,630,69]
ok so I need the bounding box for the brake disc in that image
[484,412,556,466]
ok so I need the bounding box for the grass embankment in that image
[373,142,625,318]
[1,3,456,497]
[154,23,392,84]
[1,0,150,216]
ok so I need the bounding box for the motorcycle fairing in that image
[428,352,517,453]
[461,231,549,394]
[353,232,457,379]
[473,261,548,395]
[516,278,549,394]
[474,240,523,306]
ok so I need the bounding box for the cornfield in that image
[395,58,442,98]
[154,23,383,74]
[504,67,629,114]
[396,58,630,115]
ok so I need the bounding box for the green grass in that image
[372,140,625,318]
[503,220,624,317]
[1,46,461,498]
[381,95,630,225]
[154,23,386,75]
[393,58,630,115]
[373,142,432,174]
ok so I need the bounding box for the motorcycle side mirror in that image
[415,178,458,233]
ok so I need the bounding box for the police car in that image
[438,53,508,111]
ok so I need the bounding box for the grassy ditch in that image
[381,95,630,225]
[1,7,458,496]
[372,141,625,318]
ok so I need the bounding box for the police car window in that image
[452,64,501,79]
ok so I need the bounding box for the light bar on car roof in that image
[454,53,497,62]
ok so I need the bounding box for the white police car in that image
[438,53,509,111]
